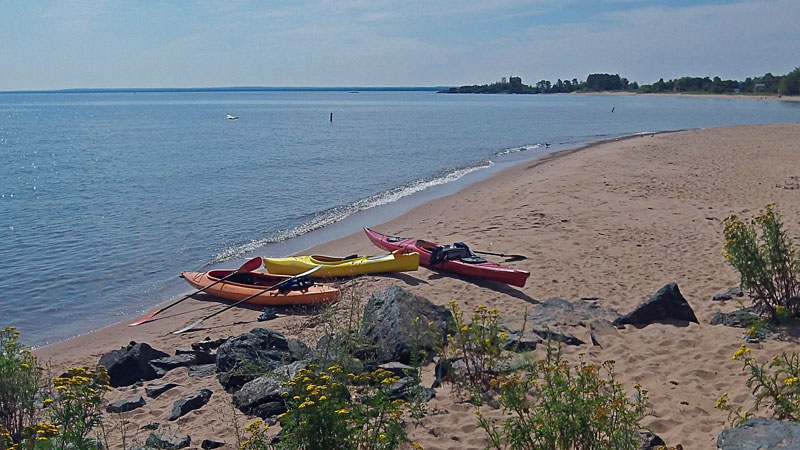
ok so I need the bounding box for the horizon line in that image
[0,86,454,95]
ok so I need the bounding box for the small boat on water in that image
[262,251,419,278]
[363,227,530,287]
[226,113,239,120]
[181,270,339,305]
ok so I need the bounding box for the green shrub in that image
[0,326,46,444]
[48,367,110,449]
[0,328,110,450]
[722,204,800,318]
[442,301,509,399]
[477,342,652,449]
[275,364,408,450]
[717,344,800,425]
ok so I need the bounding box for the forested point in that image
[441,67,800,96]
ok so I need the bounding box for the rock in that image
[146,431,191,449]
[614,283,698,326]
[141,422,159,431]
[388,377,436,402]
[169,389,212,421]
[99,342,170,387]
[713,287,745,301]
[638,430,666,449]
[149,354,196,374]
[529,326,585,345]
[357,285,454,364]
[201,439,225,449]
[589,319,620,348]
[233,361,306,418]
[379,362,414,378]
[502,331,541,352]
[215,328,298,391]
[258,307,278,321]
[710,306,762,328]
[145,381,179,399]
[191,337,228,365]
[188,364,217,378]
[106,395,146,413]
[174,347,194,356]
[503,297,619,347]
[717,418,800,449]
[432,357,472,388]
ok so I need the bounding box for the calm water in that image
[1,90,798,346]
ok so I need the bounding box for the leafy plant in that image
[278,364,408,450]
[722,204,800,318]
[47,366,110,449]
[717,344,800,425]
[0,327,46,445]
[442,301,509,399]
[477,341,652,450]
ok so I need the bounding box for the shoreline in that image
[576,90,800,102]
[32,122,800,448]
[28,130,651,351]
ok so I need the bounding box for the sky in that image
[1,0,799,91]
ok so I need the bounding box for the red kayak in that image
[363,227,530,287]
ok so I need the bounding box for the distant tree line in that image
[441,66,800,96]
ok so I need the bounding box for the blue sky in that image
[1,0,798,90]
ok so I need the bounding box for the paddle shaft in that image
[129,257,262,326]
[472,250,528,259]
[173,265,322,334]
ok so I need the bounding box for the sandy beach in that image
[34,122,800,449]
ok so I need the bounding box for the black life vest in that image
[429,242,487,266]
[276,276,315,294]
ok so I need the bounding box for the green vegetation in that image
[443,66,800,96]
[722,204,800,319]
[478,343,651,449]
[717,345,800,425]
[443,302,653,449]
[0,327,111,450]
[441,301,509,400]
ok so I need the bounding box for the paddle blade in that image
[239,257,262,273]
[128,311,158,327]
[172,319,202,335]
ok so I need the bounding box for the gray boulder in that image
[232,361,306,419]
[98,342,170,387]
[169,389,212,421]
[713,287,745,301]
[106,395,146,413]
[201,440,225,449]
[145,381,179,399]
[149,354,196,374]
[614,283,698,326]
[215,328,303,391]
[357,285,454,364]
[717,418,800,449]
[146,432,191,449]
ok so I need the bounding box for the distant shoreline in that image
[574,90,800,102]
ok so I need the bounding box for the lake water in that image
[1,90,798,346]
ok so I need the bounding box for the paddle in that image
[128,257,263,327]
[172,265,322,334]
[471,250,528,260]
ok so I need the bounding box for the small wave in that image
[212,162,494,262]
[494,144,542,156]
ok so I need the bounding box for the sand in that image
[34,122,800,449]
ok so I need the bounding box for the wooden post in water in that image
[330,113,333,122]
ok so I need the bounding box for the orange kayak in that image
[181,270,339,306]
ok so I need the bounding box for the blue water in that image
[1,90,799,346]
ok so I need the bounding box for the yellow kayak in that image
[262,251,419,278]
